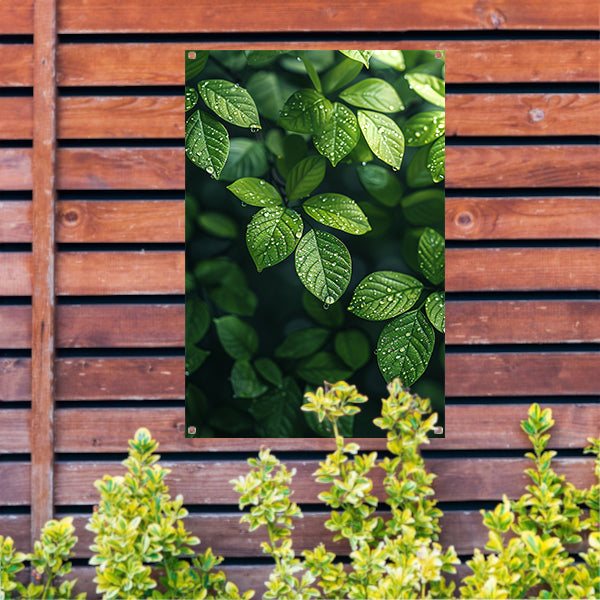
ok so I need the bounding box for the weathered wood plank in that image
[0,45,33,86]
[53,0,598,32]
[0,149,33,190]
[0,98,33,139]
[55,41,600,86]
[56,200,184,242]
[0,306,31,349]
[447,300,600,344]
[446,352,600,396]
[447,93,600,136]
[446,145,600,188]
[0,0,33,34]
[0,409,30,453]
[0,253,32,296]
[0,201,32,242]
[446,197,600,240]
[1,462,30,505]
[446,248,600,291]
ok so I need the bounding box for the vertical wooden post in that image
[31,0,57,548]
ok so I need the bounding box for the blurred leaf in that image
[185,50,209,81]
[401,188,445,226]
[303,193,370,235]
[198,211,238,238]
[220,138,268,181]
[254,357,283,387]
[186,297,210,345]
[246,206,303,272]
[286,155,327,202]
[231,360,268,398]
[340,50,373,68]
[210,285,258,316]
[340,78,404,113]
[297,352,353,386]
[227,177,282,207]
[199,79,261,129]
[194,258,244,287]
[214,315,259,360]
[247,71,296,121]
[357,110,404,171]
[377,310,435,385]
[404,110,445,146]
[348,271,423,321]
[425,291,445,333]
[418,227,445,285]
[185,110,229,179]
[427,136,445,182]
[313,102,359,166]
[295,229,352,304]
[371,49,405,71]
[304,408,354,438]
[279,89,333,134]
[186,344,210,373]
[346,132,374,163]
[209,404,252,434]
[265,128,285,156]
[406,145,435,189]
[322,58,363,94]
[335,329,371,369]
[299,53,322,91]
[246,50,288,67]
[276,134,308,178]
[303,292,345,328]
[357,164,403,206]
[405,73,445,108]
[250,377,304,437]
[275,327,330,359]
[281,51,335,73]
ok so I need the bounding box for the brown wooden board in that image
[0,409,29,453]
[0,149,33,190]
[446,352,600,396]
[446,248,600,292]
[0,98,33,139]
[54,41,600,86]
[446,197,600,240]
[0,201,32,242]
[447,300,600,344]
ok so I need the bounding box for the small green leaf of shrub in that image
[275,327,330,359]
[185,110,229,179]
[357,110,404,170]
[313,102,359,166]
[199,79,261,129]
[418,227,445,285]
[339,78,404,113]
[285,155,327,202]
[227,177,282,207]
[405,72,445,107]
[340,50,373,68]
[426,291,445,333]
[278,89,333,134]
[334,329,371,369]
[214,315,259,360]
[303,193,371,235]
[427,135,445,182]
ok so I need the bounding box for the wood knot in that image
[528,108,545,123]
[488,8,507,28]
[63,210,79,223]
[457,212,473,226]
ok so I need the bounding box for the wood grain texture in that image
[0,409,30,453]
[0,201,32,242]
[0,304,184,349]
[0,45,33,86]
[57,96,183,138]
[0,98,33,139]
[0,0,33,34]
[50,457,595,506]
[447,248,600,291]
[447,300,600,344]
[446,197,600,240]
[55,41,600,86]
[446,352,600,396]
[0,149,33,190]
[1,462,30,505]
[54,0,598,32]
[56,148,184,190]
[56,200,184,242]
[49,403,600,452]
[0,253,32,296]
[447,94,600,137]
[446,145,600,188]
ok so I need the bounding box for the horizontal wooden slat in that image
[447,93,600,136]
[56,200,184,242]
[447,300,600,344]
[0,305,30,348]
[54,41,600,86]
[0,462,29,505]
[0,149,32,190]
[0,1,34,34]
[0,202,32,242]
[0,409,29,453]
[0,98,33,139]
[56,148,184,190]
[0,45,33,86]
[446,352,600,396]
[446,248,600,291]
[0,357,183,401]
[446,145,599,188]
[446,197,600,240]
[0,254,32,295]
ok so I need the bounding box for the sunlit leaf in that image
[199,79,261,129]
[278,89,333,134]
[371,49,405,70]
[357,110,404,171]
[313,102,359,166]
[405,72,445,108]
[185,86,198,111]
[339,78,404,113]
[427,136,445,182]
[404,110,445,146]
[185,110,229,179]
[227,177,282,207]
[303,193,370,235]
[340,50,373,68]
[418,227,445,285]
[425,291,445,333]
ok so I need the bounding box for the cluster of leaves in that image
[185,49,445,437]
[231,382,599,599]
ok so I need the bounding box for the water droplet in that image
[324,295,335,305]
[250,125,261,133]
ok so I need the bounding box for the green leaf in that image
[275,328,330,359]
[313,102,359,166]
[427,136,445,182]
[186,345,210,373]
[186,297,210,345]
[210,285,257,316]
[340,50,373,68]
[418,227,445,285]
[231,360,268,398]
[194,258,244,286]
[254,357,283,387]
[346,132,374,163]
[185,51,209,81]
[371,50,405,71]
[406,145,434,189]
[304,408,354,438]
[214,315,259,360]
[335,329,370,369]
[295,229,352,304]
[246,71,295,121]
[303,193,370,235]
[401,189,445,225]
[276,134,308,177]
[303,292,345,328]
[286,155,327,202]
[322,58,364,94]
[198,79,261,129]
[278,89,333,134]
[339,78,404,113]
[227,177,282,207]
[348,271,423,321]
[246,206,303,272]
[246,50,288,67]
[300,53,322,92]
[185,110,229,179]
[357,164,403,207]
[357,110,404,171]
[197,212,237,238]
[405,73,445,108]
[425,291,445,333]
[377,310,435,385]
[297,352,353,386]
[404,111,445,146]
[280,51,335,74]
[220,138,268,182]
[185,86,198,111]
[250,378,304,437]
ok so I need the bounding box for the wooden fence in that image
[0,0,599,596]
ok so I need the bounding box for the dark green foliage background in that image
[185,50,445,438]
